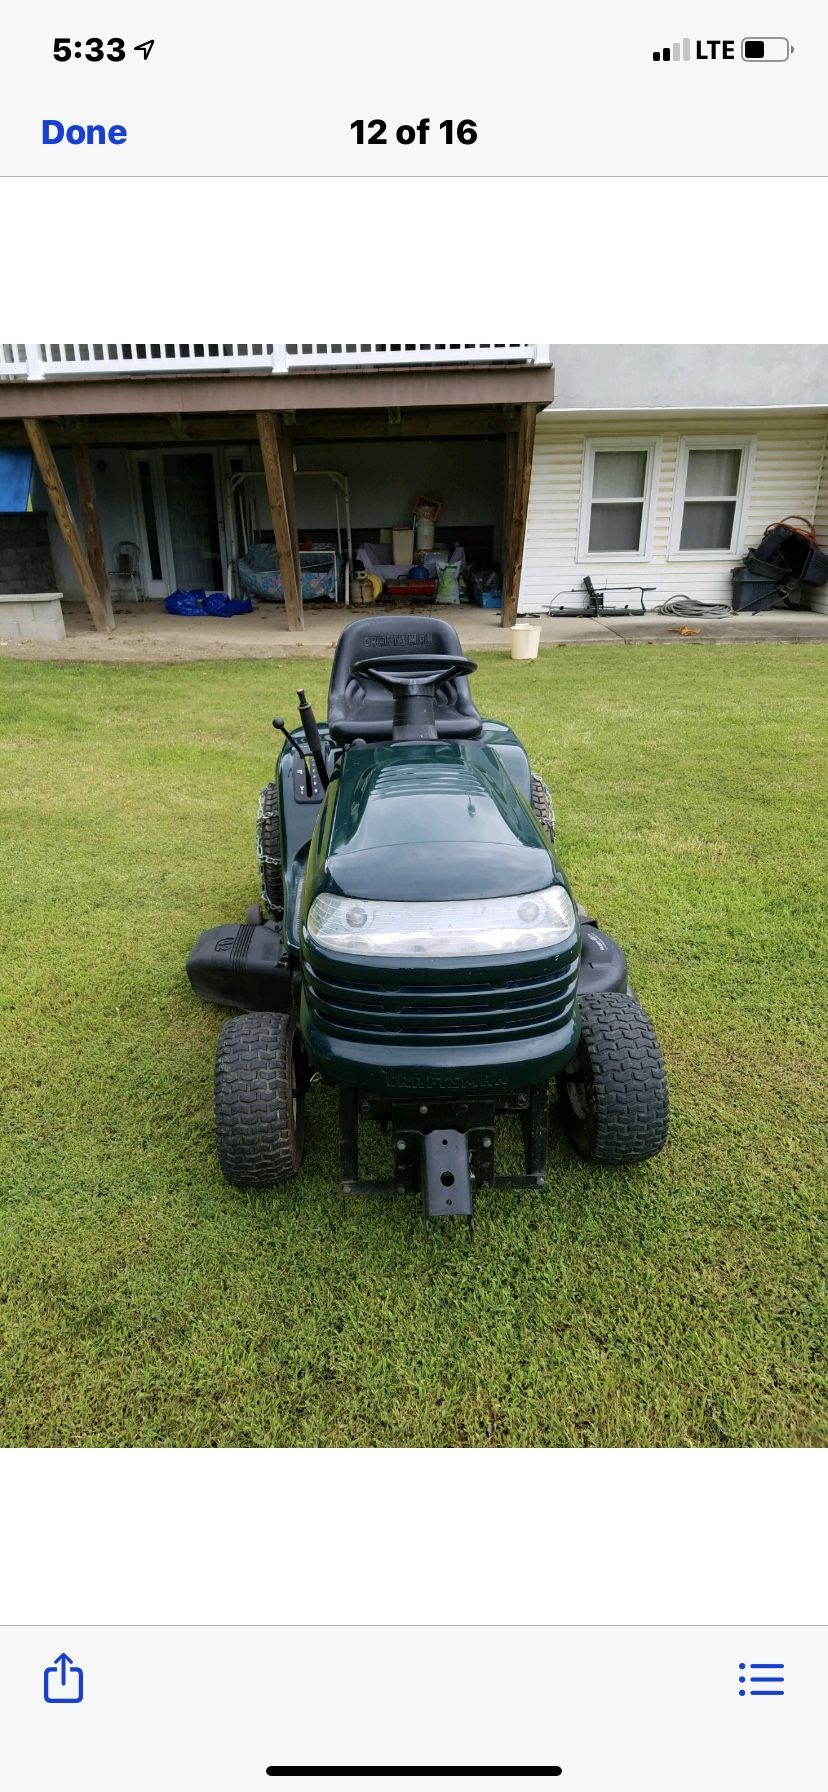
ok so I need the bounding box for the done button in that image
[42,120,128,144]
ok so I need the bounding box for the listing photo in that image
[0,340,825,1446]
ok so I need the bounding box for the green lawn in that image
[1,644,826,1447]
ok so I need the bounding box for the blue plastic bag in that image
[164,589,253,617]
[203,593,253,617]
[164,588,207,615]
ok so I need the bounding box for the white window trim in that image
[668,435,756,560]
[577,438,660,562]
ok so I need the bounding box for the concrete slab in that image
[0,598,826,663]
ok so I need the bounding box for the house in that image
[2,343,828,639]
[0,344,553,635]
[519,346,828,618]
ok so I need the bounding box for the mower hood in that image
[308,741,556,903]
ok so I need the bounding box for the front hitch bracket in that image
[338,1085,548,1229]
[421,1127,474,1224]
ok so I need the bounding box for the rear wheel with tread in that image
[214,1010,305,1188]
[556,991,668,1164]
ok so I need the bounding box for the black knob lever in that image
[272,717,313,795]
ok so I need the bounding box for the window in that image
[579,441,657,558]
[670,439,753,556]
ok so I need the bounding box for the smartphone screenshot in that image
[0,5,825,1789]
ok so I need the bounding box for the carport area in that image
[0,357,550,639]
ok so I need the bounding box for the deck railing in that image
[0,342,549,381]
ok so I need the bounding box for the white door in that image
[132,448,227,595]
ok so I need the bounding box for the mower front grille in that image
[303,952,579,1048]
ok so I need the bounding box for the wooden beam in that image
[256,410,303,632]
[500,428,518,596]
[276,421,300,550]
[0,365,556,422]
[501,404,537,627]
[72,442,114,627]
[0,405,520,450]
[23,418,113,634]
[290,406,520,444]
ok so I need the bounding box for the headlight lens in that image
[305,887,576,958]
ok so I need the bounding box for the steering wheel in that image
[350,652,477,696]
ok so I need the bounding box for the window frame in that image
[668,435,756,560]
[577,438,660,562]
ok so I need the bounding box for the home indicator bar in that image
[265,1771,563,1781]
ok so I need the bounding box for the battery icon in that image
[741,37,791,59]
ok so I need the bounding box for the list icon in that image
[739,1660,784,1696]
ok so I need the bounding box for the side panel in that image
[477,719,533,803]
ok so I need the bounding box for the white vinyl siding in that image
[810,418,828,614]
[519,410,828,613]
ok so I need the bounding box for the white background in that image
[0,1,823,176]
[3,177,828,341]
[3,1451,826,1624]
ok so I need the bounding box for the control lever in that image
[296,688,330,790]
[272,717,312,796]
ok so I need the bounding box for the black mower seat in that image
[327,614,483,744]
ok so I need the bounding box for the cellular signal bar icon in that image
[653,38,692,60]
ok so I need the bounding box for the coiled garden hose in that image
[654,593,733,618]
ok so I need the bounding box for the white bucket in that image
[415,515,435,551]
[392,525,414,565]
[510,622,541,661]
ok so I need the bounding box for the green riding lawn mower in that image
[187,615,668,1227]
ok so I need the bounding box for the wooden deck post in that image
[500,428,518,603]
[23,418,113,633]
[256,410,303,632]
[501,404,537,627]
[73,442,114,627]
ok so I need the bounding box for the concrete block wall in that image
[0,513,58,595]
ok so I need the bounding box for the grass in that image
[0,643,826,1447]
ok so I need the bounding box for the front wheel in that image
[556,991,668,1164]
[530,772,556,844]
[257,781,284,921]
[214,1010,305,1188]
